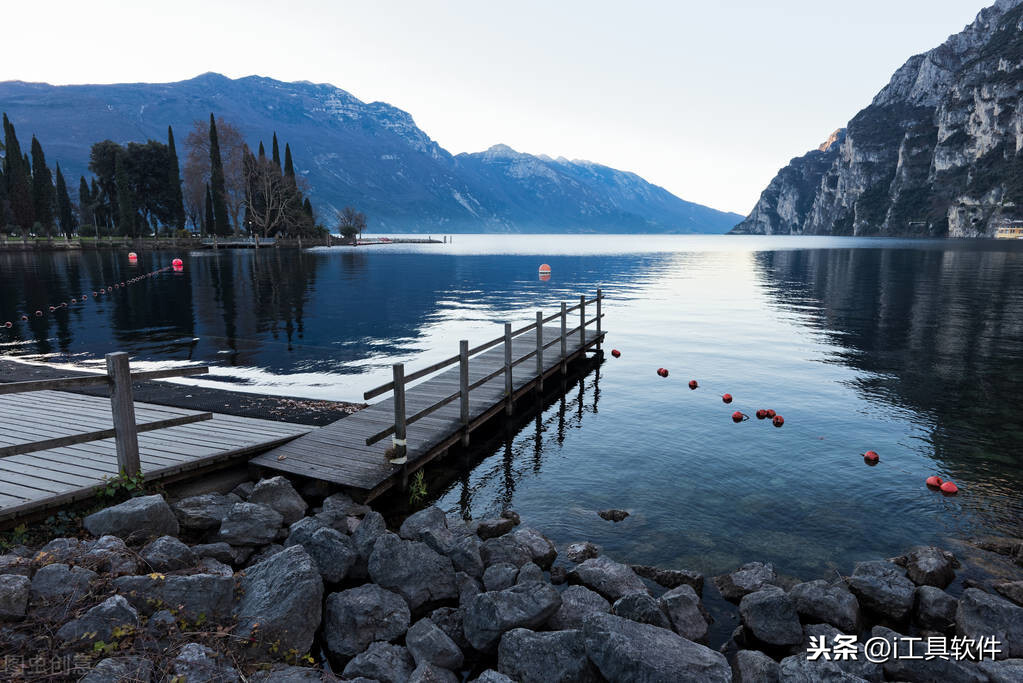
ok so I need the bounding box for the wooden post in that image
[536,311,543,392]
[105,352,140,477]
[580,295,586,347]
[390,363,407,464]
[459,340,470,447]
[596,289,602,350]
[504,323,514,416]
[560,302,568,375]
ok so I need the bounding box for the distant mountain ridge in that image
[0,73,740,233]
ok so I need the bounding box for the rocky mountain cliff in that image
[0,74,740,233]
[733,0,1023,237]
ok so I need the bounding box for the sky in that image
[3,0,987,215]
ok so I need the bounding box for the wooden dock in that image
[252,291,605,501]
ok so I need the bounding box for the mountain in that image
[0,73,740,234]
[733,0,1023,237]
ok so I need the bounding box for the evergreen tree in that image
[258,141,266,159]
[284,143,295,181]
[167,125,186,231]
[115,152,136,236]
[3,114,34,230]
[30,136,55,233]
[203,182,214,236]
[271,132,281,169]
[303,197,314,221]
[54,164,75,238]
[78,176,92,228]
[208,114,231,235]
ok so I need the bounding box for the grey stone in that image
[145,609,178,639]
[284,516,328,547]
[548,585,611,630]
[79,656,154,683]
[847,560,915,621]
[0,574,30,621]
[800,624,882,682]
[56,594,138,646]
[995,581,1023,607]
[550,565,567,584]
[172,642,240,682]
[217,502,284,545]
[778,654,870,682]
[904,546,958,588]
[319,491,371,519]
[350,510,388,578]
[449,533,484,579]
[192,542,243,564]
[139,535,196,572]
[246,543,285,566]
[872,625,986,681]
[483,563,519,592]
[509,527,557,569]
[81,536,138,576]
[30,563,97,612]
[632,565,704,593]
[582,612,731,682]
[463,581,562,651]
[407,617,464,669]
[472,671,515,683]
[598,508,629,522]
[369,533,457,610]
[249,476,308,525]
[612,592,672,629]
[235,545,324,655]
[659,583,709,643]
[739,587,803,646]
[113,573,235,619]
[733,649,780,683]
[400,506,455,553]
[231,481,254,499]
[498,628,600,682]
[251,664,327,682]
[171,492,237,531]
[37,537,83,563]
[516,562,544,584]
[568,555,647,601]
[0,554,33,577]
[456,571,482,605]
[290,526,356,583]
[409,662,458,683]
[477,517,515,539]
[915,585,958,631]
[481,535,532,568]
[789,579,861,633]
[324,584,410,659]
[430,606,471,651]
[978,659,1023,683]
[713,562,777,602]
[83,495,179,542]
[956,588,1023,659]
[342,642,415,683]
[197,557,233,576]
[564,541,601,563]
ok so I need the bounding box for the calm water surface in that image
[2,235,1022,589]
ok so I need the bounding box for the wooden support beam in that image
[459,340,470,447]
[561,302,568,375]
[390,364,407,464]
[106,352,140,477]
[504,323,514,416]
[536,311,544,392]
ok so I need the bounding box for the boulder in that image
[170,493,238,531]
[290,526,356,583]
[565,541,601,563]
[738,587,803,646]
[659,584,709,643]
[448,533,484,579]
[457,571,482,605]
[83,495,179,541]
[197,557,234,577]
[568,555,647,601]
[350,510,388,578]
[612,592,672,630]
[324,584,411,659]
[251,664,328,682]
[430,606,471,652]
[79,656,154,683]
[481,535,533,568]
[81,536,138,576]
[145,609,178,640]
[56,594,138,646]
[517,562,544,584]
[789,579,861,633]
[477,517,516,539]
[632,565,704,593]
[231,481,255,500]
[472,671,515,683]
[915,585,958,631]
[342,642,415,683]
[283,516,327,547]
[978,659,1023,683]
[498,628,600,682]
[713,562,777,602]
[800,623,882,682]
[872,625,986,682]
[407,617,464,669]
[29,563,97,613]
[192,542,245,565]
[400,506,455,553]
[409,662,459,683]
[598,508,629,522]
[847,560,915,621]
[172,642,240,682]
[246,543,285,566]
[509,527,557,569]
[235,545,324,655]
[369,533,457,610]
[217,502,284,546]
[550,566,567,584]
[548,585,611,630]
[113,573,235,619]
[995,581,1023,607]
[249,476,308,525]
[582,612,731,682]
[956,588,1023,659]
[0,574,30,621]
[463,581,562,651]
[318,491,370,522]
[484,563,519,592]
[732,649,780,683]
[777,654,870,682]
[903,546,958,588]
[140,535,196,572]
[37,537,83,563]
[0,554,33,577]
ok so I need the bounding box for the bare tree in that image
[336,206,367,244]
[244,150,302,242]
[184,117,246,235]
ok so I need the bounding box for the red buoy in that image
[925,475,943,488]
[722,393,733,404]
[128,251,138,261]
[172,258,183,267]
[611,349,621,358]
[772,415,785,428]
[755,409,768,420]
[35,310,42,317]
[863,450,879,463]
[71,298,77,304]
[940,481,958,495]
[3,321,11,328]
[766,409,776,419]
[20,315,28,321]
[688,380,698,390]
[731,411,747,423]
[657,368,669,378]
[48,306,55,312]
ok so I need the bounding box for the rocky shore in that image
[1,476,1021,682]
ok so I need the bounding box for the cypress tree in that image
[3,114,34,230]
[54,164,74,238]
[78,176,92,227]
[303,197,313,220]
[167,125,186,231]
[30,136,55,233]
[115,152,136,236]
[208,114,230,236]
[204,182,214,237]
[271,133,281,169]
[258,141,266,159]
[284,143,295,181]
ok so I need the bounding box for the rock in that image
[800,623,882,682]
[872,625,985,682]
[449,534,484,579]
[113,573,235,619]
[568,555,647,601]
[409,662,459,683]
[0,554,33,577]
[37,537,83,563]
[463,581,562,651]
[400,506,455,553]
[583,612,731,682]
[732,649,780,683]
[192,542,243,564]
[324,584,411,659]
[484,563,519,592]
[612,592,672,629]
[319,491,371,519]
[217,502,284,545]
[83,495,179,541]
[995,581,1023,607]
[550,566,567,584]
[171,492,238,531]
[235,545,324,655]
[342,642,415,683]
[251,664,327,682]
[915,585,958,631]
[509,527,557,569]
[659,584,709,643]
[145,609,178,640]
[517,562,544,584]
[369,533,457,610]
[598,508,629,522]
[81,536,138,576]
[0,575,30,621]
[973,536,1023,556]
[407,617,464,669]
[904,546,958,588]
[139,535,196,572]
[30,563,97,612]
[481,535,532,568]
[979,659,1023,683]
[477,517,516,539]
[847,560,915,621]
[290,526,356,583]
[548,585,611,630]
[231,481,254,499]
[249,476,308,524]
[498,628,600,682]
[789,579,861,633]
[430,606,471,651]
[457,571,482,605]
[564,541,601,563]
[284,516,327,547]
[739,587,803,646]
[713,562,777,602]
[350,510,388,578]
[632,565,704,593]
[172,642,240,682]
[247,543,285,566]
[777,654,870,682]
[79,656,154,683]
[472,671,515,683]
[197,557,233,576]
[56,594,138,646]
[956,588,1023,659]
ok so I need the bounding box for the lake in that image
[2,235,1021,591]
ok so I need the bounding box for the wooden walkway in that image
[252,324,604,501]
[0,390,311,522]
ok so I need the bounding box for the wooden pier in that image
[252,290,605,501]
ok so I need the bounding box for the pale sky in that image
[3,0,986,215]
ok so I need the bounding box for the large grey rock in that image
[915,585,958,631]
[79,656,154,683]
[217,502,284,545]
[140,535,196,572]
[324,584,410,659]
[463,581,562,651]
[872,625,986,682]
[409,662,458,683]
[565,541,601,563]
[477,517,516,539]
[659,584,709,643]
[483,563,519,592]
[472,671,515,683]
[318,491,371,522]
[739,587,803,646]
[289,525,356,583]
[598,508,629,522]
[30,563,97,613]
[350,510,388,578]
[457,570,482,605]
[713,562,777,602]
[249,476,308,524]
[83,495,179,541]
[192,541,244,564]
[582,612,731,682]
[0,554,33,577]
[430,606,471,651]
[632,565,704,593]
[480,535,533,568]
[995,581,1023,607]
[979,659,1023,683]
[246,543,285,567]
[612,592,672,629]
[0,574,30,621]
[509,527,557,569]
[342,642,415,683]
[171,492,238,531]
[56,594,138,646]
[448,533,484,579]
[400,506,455,553]
[197,557,234,577]
[283,516,327,547]
[81,535,138,576]
[777,654,870,682]
[235,545,324,655]
[800,623,882,682]
[37,537,83,563]
[172,642,240,682]
[903,546,958,588]
[250,664,327,682]
[789,580,861,633]
[498,628,600,682]
[369,533,457,610]
[407,617,464,669]
[956,588,1023,659]
[113,573,235,619]
[548,585,612,630]
[732,649,780,683]
[847,560,915,621]
[568,555,647,602]
[516,562,544,584]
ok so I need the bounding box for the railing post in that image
[390,363,408,464]
[596,289,602,350]
[504,323,514,416]
[105,352,140,477]
[580,294,586,347]
[560,302,568,375]
[536,311,544,392]
[459,340,470,447]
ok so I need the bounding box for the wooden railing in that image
[0,353,210,476]
[363,290,604,463]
